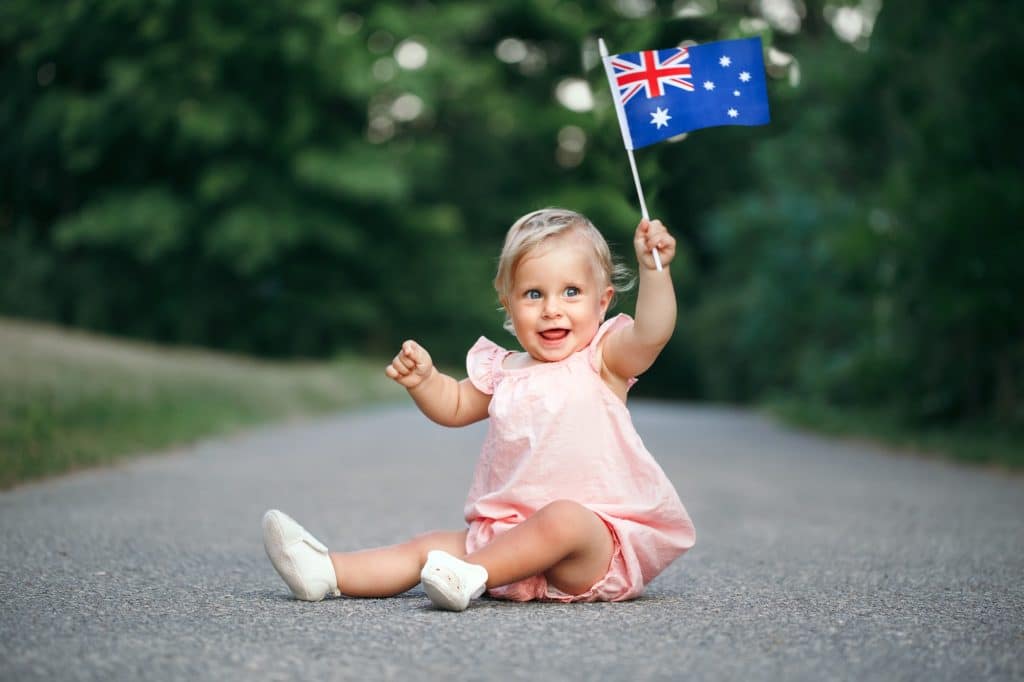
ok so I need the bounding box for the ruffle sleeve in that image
[588,313,638,389]
[466,337,506,395]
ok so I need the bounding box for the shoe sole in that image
[262,510,335,602]
[421,572,468,611]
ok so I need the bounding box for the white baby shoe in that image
[262,509,341,601]
[420,550,488,612]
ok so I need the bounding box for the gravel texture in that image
[1,403,1021,681]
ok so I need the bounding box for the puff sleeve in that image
[466,337,506,395]
[589,313,639,388]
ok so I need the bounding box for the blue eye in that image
[525,290,541,300]
[564,287,580,297]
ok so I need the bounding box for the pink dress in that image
[463,313,696,602]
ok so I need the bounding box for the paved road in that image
[1,403,1021,681]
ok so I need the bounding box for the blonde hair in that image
[494,208,635,334]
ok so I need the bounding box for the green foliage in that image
[684,2,1023,429]
[1,0,1020,438]
[54,187,189,260]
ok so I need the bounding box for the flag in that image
[602,36,770,150]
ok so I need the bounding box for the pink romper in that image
[463,313,696,602]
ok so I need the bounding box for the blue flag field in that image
[604,36,770,149]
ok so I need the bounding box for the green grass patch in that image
[765,397,1024,471]
[0,318,400,489]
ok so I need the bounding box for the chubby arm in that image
[385,340,491,427]
[601,219,678,380]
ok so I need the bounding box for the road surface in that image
[1,403,1021,680]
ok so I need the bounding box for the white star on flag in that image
[650,106,672,128]
[739,71,751,82]
[719,55,731,67]
[733,89,741,96]
[727,108,739,118]
[703,80,715,90]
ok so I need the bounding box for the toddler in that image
[263,208,695,610]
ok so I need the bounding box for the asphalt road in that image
[1,403,1021,681]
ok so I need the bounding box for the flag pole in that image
[598,37,663,271]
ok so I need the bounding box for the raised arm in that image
[601,219,678,380]
[385,340,491,427]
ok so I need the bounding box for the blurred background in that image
[2,0,1021,481]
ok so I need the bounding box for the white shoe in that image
[420,550,488,612]
[262,509,341,601]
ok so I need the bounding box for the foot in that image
[262,509,341,601]
[420,550,488,612]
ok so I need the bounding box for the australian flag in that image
[603,36,770,150]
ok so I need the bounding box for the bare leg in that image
[330,530,467,598]
[467,500,614,596]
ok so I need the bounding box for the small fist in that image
[385,340,434,389]
[635,219,676,270]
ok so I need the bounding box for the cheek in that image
[509,303,533,325]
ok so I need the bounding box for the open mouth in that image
[539,329,570,342]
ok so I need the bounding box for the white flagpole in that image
[598,37,663,271]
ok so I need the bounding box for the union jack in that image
[610,48,694,105]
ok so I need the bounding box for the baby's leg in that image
[330,530,467,597]
[468,500,614,596]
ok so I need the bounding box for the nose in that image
[542,296,562,318]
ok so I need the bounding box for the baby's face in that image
[506,236,613,363]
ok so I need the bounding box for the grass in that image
[765,397,1024,471]
[0,317,400,489]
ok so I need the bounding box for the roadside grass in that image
[765,398,1024,471]
[7,316,1019,490]
[0,317,399,489]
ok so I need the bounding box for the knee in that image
[534,499,591,542]
[539,499,588,519]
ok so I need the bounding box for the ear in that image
[598,286,614,316]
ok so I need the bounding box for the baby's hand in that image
[635,219,676,270]
[385,340,434,389]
